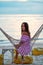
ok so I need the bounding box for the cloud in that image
[0,0,43,2]
[16,0,28,2]
[29,0,43,3]
[0,0,28,2]
[33,0,43,1]
[0,14,43,39]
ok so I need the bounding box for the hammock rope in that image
[0,24,43,49]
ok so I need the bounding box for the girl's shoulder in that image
[22,32,29,36]
[22,32,31,39]
[22,32,30,38]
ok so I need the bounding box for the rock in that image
[32,48,43,56]
[0,54,4,65]
[32,48,40,56]
[13,56,33,64]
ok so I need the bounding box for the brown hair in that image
[21,22,30,37]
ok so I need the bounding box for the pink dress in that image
[17,35,31,56]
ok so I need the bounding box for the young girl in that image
[15,22,31,63]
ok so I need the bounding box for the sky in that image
[0,0,43,39]
[0,0,43,14]
[0,14,43,40]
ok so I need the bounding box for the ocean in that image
[0,40,43,65]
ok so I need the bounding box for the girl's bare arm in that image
[15,41,25,49]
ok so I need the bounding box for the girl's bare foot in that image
[21,56,25,64]
[21,59,25,64]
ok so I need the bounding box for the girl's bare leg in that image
[22,56,24,60]
[15,50,19,59]
[21,55,24,63]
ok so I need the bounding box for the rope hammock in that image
[0,24,43,50]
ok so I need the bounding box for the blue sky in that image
[0,0,43,14]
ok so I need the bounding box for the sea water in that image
[0,40,43,65]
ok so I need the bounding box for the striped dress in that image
[17,35,31,56]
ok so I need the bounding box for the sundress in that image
[17,35,31,56]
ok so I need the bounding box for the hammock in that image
[0,24,43,50]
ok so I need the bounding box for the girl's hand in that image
[15,44,20,49]
[15,41,25,49]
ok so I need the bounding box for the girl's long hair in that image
[21,22,30,37]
